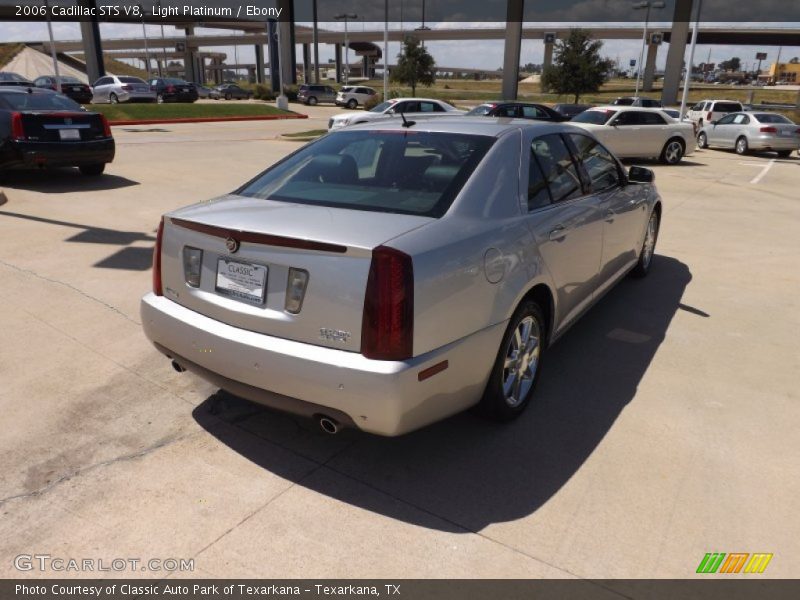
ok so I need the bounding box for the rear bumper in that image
[748,135,800,151]
[3,139,115,169]
[119,91,157,103]
[141,293,503,436]
[161,92,199,102]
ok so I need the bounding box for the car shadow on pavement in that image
[193,255,692,532]
[0,169,138,193]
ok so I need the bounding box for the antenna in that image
[399,110,415,128]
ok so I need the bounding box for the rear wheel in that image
[109,93,118,104]
[477,300,546,421]
[735,136,749,155]
[225,93,232,100]
[630,210,659,278]
[307,96,318,106]
[157,93,164,104]
[776,150,792,158]
[347,98,358,109]
[79,164,105,176]
[660,138,685,164]
[697,131,708,148]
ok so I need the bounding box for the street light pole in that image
[633,1,665,98]
[157,0,167,77]
[679,0,702,118]
[139,4,151,78]
[334,14,357,86]
[43,0,61,93]
[384,0,389,99]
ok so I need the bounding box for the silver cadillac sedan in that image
[141,118,662,436]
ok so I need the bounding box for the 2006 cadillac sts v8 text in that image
[141,118,661,436]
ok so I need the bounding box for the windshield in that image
[572,110,616,125]
[119,77,146,84]
[754,113,793,124]
[0,92,82,111]
[370,101,394,113]
[466,105,493,116]
[238,130,495,218]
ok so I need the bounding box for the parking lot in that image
[0,107,798,579]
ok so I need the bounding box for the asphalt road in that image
[1,109,798,579]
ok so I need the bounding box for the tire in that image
[660,138,685,164]
[477,300,547,421]
[347,98,358,109]
[157,93,164,104]
[697,131,708,149]
[109,93,118,104]
[225,93,232,100]
[630,209,660,278]
[776,150,792,158]
[735,136,749,155]
[79,163,105,176]
[308,96,318,106]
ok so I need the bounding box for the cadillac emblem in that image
[225,236,240,253]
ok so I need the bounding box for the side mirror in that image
[711,120,719,125]
[628,166,655,184]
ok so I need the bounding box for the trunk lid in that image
[19,111,108,142]
[160,195,432,352]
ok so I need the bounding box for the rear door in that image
[522,133,604,329]
[92,77,112,102]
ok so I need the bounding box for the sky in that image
[1,19,798,76]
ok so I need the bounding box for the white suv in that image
[335,86,376,109]
[687,100,744,127]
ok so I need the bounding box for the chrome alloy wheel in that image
[502,316,541,407]
[664,140,684,164]
[642,212,657,269]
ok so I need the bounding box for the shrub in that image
[283,85,299,102]
[252,84,275,101]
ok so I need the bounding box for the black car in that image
[551,103,594,120]
[0,88,114,176]
[33,76,93,104]
[149,78,198,103]
[216,84,253,100]
[465,102,568,122]
[0,72,34,87]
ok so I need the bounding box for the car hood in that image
[168,194,434,250]
[331,111,373,121]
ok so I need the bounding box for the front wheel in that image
[79,164,105,176]
[630,210,659,278]
[660,138,685,164]
[776,150,792,158]
[307,96,318,106]
[157,93,164,104]
[735,136,749,155]
[225,93,232,100]
[477,300,546,421]
[347,99,358,109]
[697,131,708,149]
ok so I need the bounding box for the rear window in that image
[572,109,616,125]
[466,104,494,116]
[119,77,146,84]
[614,98,635,105]
[753,113,793,124]
[57,76,83,84]
[0,91,82,111]
[238,130,495,218]
[713,102,743,113]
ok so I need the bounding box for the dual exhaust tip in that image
[170,359,341,434]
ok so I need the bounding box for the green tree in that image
[391,36,436,96]
[540,29,614,102]
[720,57,742,71]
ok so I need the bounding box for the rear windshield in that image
[57,76,83,84]
[714,102,742,112]
[238,130,495,218]
[614,98,635,105]
[466,104,494,116]
[572,110,616,125]
[753,113,793,124]
[119,77,146,84]
[164,78,188,85]
[0,91,82,111]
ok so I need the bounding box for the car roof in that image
[0,86,56,95]
[342,116,584,138]
[588,105,667,112]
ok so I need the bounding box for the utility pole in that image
[679,0,702,118]
[43,0,61,93]
[139,4,151,78]
[334,13,357,86]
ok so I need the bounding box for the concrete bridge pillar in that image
[501,0,524,100]
[334,44,342,83]
[254,45,265,84]
[643,41,659,91]
[661,0,694,104]
[303,44,311,83]
[79,6,105,83]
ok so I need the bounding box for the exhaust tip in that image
[171,360,186,373]
[319,416,340,435]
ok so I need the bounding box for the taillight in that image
[166,85,175,93]
[100,114,112,137]
[361,246,413,360]
[760,126,777,134]
[153,217,164,296]
[10,112,25,140]
[707,111,713,121]
[121,84,133,91]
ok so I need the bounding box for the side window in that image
[34,77,46,86]
[717,114,737,125]
[691,102,704,111]
[497,105,518,117]
[396,101,417,113]
[528,151,552,210]
[640,112,666,125]
[522,105,547,119]
[732,114,749,125]
[531,134,582,203]
[431,102,446,112]
[418,102,436,112]
[613,111,643,126]
[568,134,620,193]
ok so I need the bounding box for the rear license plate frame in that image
[215,258,268,306]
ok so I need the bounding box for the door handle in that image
[549,226,567,241]
[604,209,615,222]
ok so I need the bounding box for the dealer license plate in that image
[215,258,268,305]
[59,129,80,141]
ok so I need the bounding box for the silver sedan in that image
[697,112,799,157]
[141,119,662,436]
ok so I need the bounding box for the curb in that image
[108,114,308,126]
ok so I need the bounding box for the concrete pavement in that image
[0,117,798,579]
